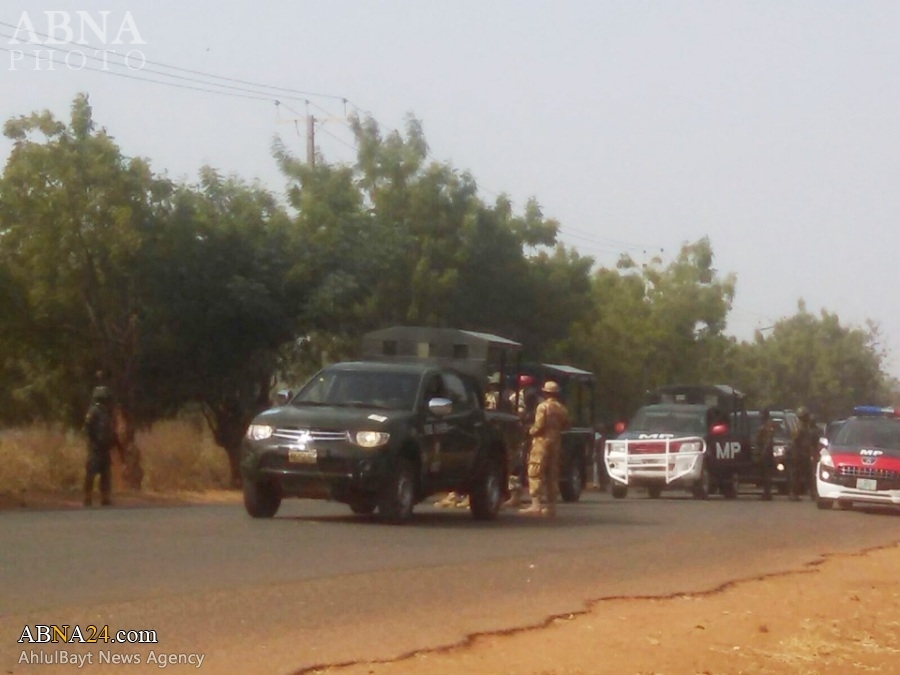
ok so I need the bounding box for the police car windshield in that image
[628,407,707,434]
[834,417,900,451]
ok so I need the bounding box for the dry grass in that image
[0,419,233,495]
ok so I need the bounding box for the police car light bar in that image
[853,405,900,417]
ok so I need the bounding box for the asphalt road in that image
[3,490,900,674]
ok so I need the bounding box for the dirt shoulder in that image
[306,541,900,675]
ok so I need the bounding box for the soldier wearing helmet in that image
[82,385,119,506]
[502,374,540,509]
[521,380,571,517]
[790,406,818,501]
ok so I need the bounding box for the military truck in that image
[604,384,753,499]
[240,327,523,523]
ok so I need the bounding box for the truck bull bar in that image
[604,436,706,486]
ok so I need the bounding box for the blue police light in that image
[853,405,900,417]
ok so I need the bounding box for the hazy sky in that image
[3,2,900,376]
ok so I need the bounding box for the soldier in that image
[484,372,501,410]
[503,375,539,509]
[83,385,120,506]
[521,381,571,517]
[755,408,776,501]
[790,406,819,501]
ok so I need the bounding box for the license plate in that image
[288,448,317,464]
[856,478,877,491]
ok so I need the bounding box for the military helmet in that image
[92,386,114,403]
[796,406,810,420]
[541,381,561,395]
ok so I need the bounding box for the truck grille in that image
[272,428,349,442]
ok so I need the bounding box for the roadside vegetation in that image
[0,94,895,496]
[0,420,231,497]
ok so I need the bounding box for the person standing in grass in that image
[83,386,119,506]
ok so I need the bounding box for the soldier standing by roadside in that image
[755,408,776,501]
[83,386,120,506]
[521,381,570,517]
[790,406,819,501]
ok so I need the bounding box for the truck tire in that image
[349,498,377,515]
[647,484,663,499]
[470,457,503,520]
[243,478,281,518]
[720,473,739,499]
[559,458,584,503]
[378,457,415,524]
[816,497,833,510]
[611,484,628,499]
[691,461,710,500]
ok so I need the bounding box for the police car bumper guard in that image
[604,436,706,486]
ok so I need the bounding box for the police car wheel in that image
[816,498,833,510]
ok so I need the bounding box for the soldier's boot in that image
[501,492,521,510]
[541,502,557,518]
[520,497,543,515]
[435,492,461,508]
[456,495,470,509]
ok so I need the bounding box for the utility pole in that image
[306,114,315,167]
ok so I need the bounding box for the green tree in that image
[0,93,169,487]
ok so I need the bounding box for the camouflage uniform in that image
[755,410,776,500]
[522,382,570,517]
[83,386,118,506]
[790,408,819,501]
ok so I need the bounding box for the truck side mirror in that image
[275,389,293,406]
[428,397,453,417]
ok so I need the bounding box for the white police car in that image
[816,406,900,510]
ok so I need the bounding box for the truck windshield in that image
[293,370,420,411]
[628,407,707,435]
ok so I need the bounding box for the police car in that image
[816,406,900,510]
[604,385,753,499]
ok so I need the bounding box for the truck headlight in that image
[819,449,835,468]
[246,424,274,440]
[354,431,390,448]
[678,441,701,453]
[606,441,626,455]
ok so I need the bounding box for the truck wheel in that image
[378,458,415,524]
[559,459,584,503]
[647,485,662,499]
[611,484,628,499]
[720,473,739,499]
[470,457,503,520]
[243,478,281,518]
[349,499,377,515]
[691,461,710,500]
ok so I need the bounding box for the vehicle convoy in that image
[746,408,799,495]
[604,384,753,499]
[241,327,523,523]
[816,405,900,511]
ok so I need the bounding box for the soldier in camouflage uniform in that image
[755,408,776,501]
[790,406,819,501]
[521,381,571,517]
[83,386,120,506]
[502,375,538,509]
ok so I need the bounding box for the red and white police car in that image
[816,406,900,510]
